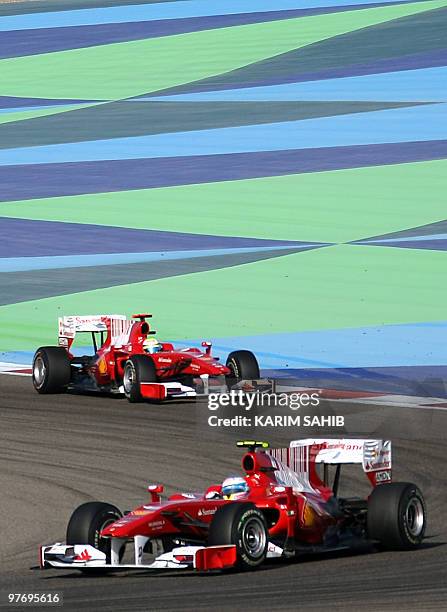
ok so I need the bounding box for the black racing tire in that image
[226,350,260,387]
[66,501,123,563]
[367,482,427,550]
[32,346,71,394]
[123,355,157,403]
[208,503,268,570]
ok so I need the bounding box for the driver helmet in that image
[143,337,163,354]
[221,475,249,500]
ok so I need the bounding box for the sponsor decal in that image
[375,470,392,482]
[131,510,151,516]
[197,507,217,517]
[158,358,172,363]
[367,461,391,471]
[314,441,362,451]
[148,520,166,529]
[365,456,391,471]
[267,542,283,557]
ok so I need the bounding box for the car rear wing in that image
[267,439,392,492]
[58,315,132,350]
[290,438,391,469]
[58,315,127,335]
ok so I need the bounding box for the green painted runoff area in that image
[0,103,97,126]
[0,0,444,99]
[1,245,446,351]
[2,160,446,243]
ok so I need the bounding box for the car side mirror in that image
[147,484,164,502]
[201,341,212,355]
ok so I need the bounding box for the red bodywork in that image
[100,445,363,549]
[58,314,229,395]
[40,441,395,572]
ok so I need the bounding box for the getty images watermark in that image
[208,389,320,411]
[207,387,344,428]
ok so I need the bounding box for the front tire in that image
[208,503,268,570]
[226,350,260,387]
[32,346,71,394]
[123,355,157,402]
[66,501,122,563]
[367,482,426,549]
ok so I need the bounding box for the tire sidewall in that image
[227,357,240,379]
[89,508,122,556]
[123,355,156,402]
[226,350,260,382]
[233,507,268,568]
[32,346,70,393]
[368,482,427,549]
[66,502,122,563]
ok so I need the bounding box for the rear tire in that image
[226,350,260,387]
[123,355,157,403]
[66,501,122,563]
[367,482,426,549]
[208,503,268,570]
[32,346,71,394]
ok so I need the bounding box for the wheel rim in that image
[405,496,425,537]
[33,355,46,388]
[241,517,266,558]
[123,363,135,394]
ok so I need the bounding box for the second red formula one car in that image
[32,313,260,402]
[40,438,426,574]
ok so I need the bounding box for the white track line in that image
[0,362,32,376]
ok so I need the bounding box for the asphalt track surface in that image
[1,375,446,611]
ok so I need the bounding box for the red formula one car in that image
[40,439,426,573]
[32,314,260,402]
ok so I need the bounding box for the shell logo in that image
[98,357,108,375]
[302,502,317,527]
